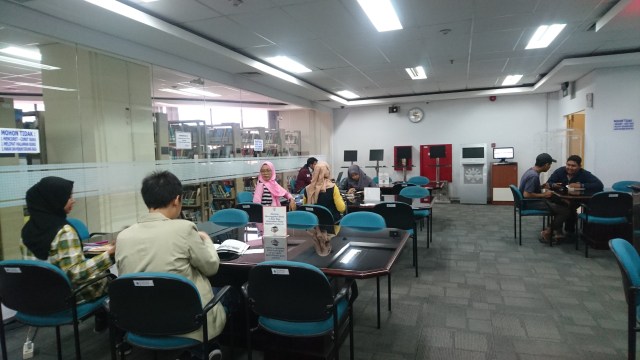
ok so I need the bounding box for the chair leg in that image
[513,208,517,239]
[0,309,7,360]
[376,276,381,329]
[414,224,419,278]
[55,326,62,360]
[518,215,522,246]
[349,307,354,360]
[388,274,392,312]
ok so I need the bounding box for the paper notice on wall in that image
[613,119,634,131]
[0,128,39,153]
[175,131,192,149]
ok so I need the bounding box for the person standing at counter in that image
[253,161,297,210]
[303,161,346,220]
[294,157,317,193]
[342,164,376,194]
[116,171,225,357]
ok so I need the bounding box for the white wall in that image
[332,94,555,199]
[558,65,640,187]
[332,65,640,198]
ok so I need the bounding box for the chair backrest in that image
[209,208,249,227]
[287,211,319,230]
[335,172,343,184]
[299,205,335,225]
[236,191,254,203]
[67,217,90,240]
[372,202,414,231]
[340,212,386,231]
[609,239,640,306]
[108,272,205,336]
[509,185,523,208]
[588,191,633,218]
[399,185,430,200]
[372,176,379,184]
[612,180,639,193]
[289,178,296,192]
[391,182,415,195]
[235,202,264,223]
[247,261,333,322]
[0,260,72,316]
[407,176,430,186]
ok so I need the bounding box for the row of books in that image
[182,187,201,206]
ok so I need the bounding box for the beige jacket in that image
[116,212,225,341]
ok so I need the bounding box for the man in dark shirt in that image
[546,155,603,232]
[294,157,317,193]
[519,153,571,243]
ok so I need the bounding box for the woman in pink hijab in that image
[252,161,296,210]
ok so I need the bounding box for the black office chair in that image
[299,204,336,225]
[0,260,113,360]
[391,182,415,195]
[335,171,343,184]
[108,272,230,360]
[235,202,264,224]
[578,191,633,257]
[242,261,357,360]
[374,201,418,276]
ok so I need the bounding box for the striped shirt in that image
[21,224,113,303]
[261,185,273,206]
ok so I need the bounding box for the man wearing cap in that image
[519,153,571,243]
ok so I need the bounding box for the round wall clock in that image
[408,107,424,123]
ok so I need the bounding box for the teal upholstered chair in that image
[287,211,319,230]
[578,191,632,257]
[0,260,113,360]
[612,180,640,193]
[339,212,386,232]
[242,261,357,360]
[407,176,429,186]
[236,191,254,204]
[609,239,640,360]
[508,185,551,246]
[209,208,249,228]
[67,217,108,242]
[289,178,296,193]
[399,186,432,247]
[108,272,230,360]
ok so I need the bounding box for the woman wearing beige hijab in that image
[303,161,346,220]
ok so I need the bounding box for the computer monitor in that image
[369,149,384,161]
[492,147,514,162]
[344,150,357,162]
[462,147,485,159]
[429,145,446,159]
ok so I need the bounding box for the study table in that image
[210,225,409,329]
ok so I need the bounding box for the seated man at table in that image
[519,153,571,244]
[546,155,604,233]
[116,170,225,359]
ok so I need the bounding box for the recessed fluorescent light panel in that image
[525,24,566,49]
[0,55,59,70]
[502,75,523,86]
[357,0,403,32]
[0,46,41,61]
[14,82,76,91]
[264,56,312,74]
[406,66,427,80]
[336,90,360,99]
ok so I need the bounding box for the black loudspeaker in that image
[561,82,569,91]
[388,106,399,113]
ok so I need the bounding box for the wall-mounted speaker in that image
[561,82,569,97]
[388,106,399,113]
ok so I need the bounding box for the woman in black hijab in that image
[21,176,114,303]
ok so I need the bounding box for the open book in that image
[214,239,249,260]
